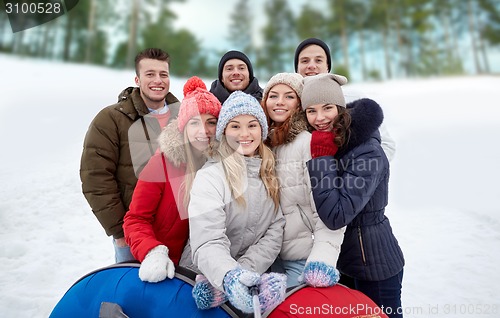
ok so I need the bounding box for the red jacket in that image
[124,121,190,264]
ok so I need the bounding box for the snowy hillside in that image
[0,54,499,317]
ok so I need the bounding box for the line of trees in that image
[242,0,500,79]
[0,0,499,81]
[0,0,211,76]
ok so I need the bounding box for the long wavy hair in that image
[215,135,280,212]
[331,105,352,148]
[181,129,215,209]
[306,105,352,148]
[261,102,303,148]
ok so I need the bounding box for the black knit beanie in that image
[218,50,254,82]
[294,38,332,72]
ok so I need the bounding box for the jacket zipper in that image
[357,226,367,265]
[297,204,315,240]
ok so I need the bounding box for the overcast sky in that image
[168,0,499,75]
[170,0,315,51]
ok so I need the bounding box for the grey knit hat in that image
[216,91,268,141]
[301,73,348,110]
[263,72,304,101]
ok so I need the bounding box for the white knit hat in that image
[301,73,348,110]
[215,91,268,141]
[263,72,304,101]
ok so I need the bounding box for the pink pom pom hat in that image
[177,76,222,132]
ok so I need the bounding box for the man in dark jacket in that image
[209,50,263,104]
[80,48,180,263]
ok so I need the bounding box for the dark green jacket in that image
[80,87,180,239]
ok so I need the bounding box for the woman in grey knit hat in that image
[294,37,397,162]
[303,73,405,318]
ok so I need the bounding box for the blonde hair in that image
[181,129,213,209]
[216,135,280,211]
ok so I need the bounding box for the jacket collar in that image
[116,87,180,120]
[267,110,309,146]
[209,78,263,104]
[285,110,309,144]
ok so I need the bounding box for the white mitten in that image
[138,245,175,283]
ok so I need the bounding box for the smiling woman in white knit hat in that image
[261,72,346,289]
[303,73,405,318]
[189,91,287,315]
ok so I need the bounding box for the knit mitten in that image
[310,130,338,158]
[223,267,261,313]
[258,272,287,313]
[192,274,228,310]
[138,245,175,283]
[300,261,340,287]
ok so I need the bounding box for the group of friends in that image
[79,38,405,317]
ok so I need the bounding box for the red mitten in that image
[310,131,338,158]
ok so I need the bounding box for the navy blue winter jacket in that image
[307,98,404,281]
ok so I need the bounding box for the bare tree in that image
[85,0,97,63]
[227,0,254,59]
[468,0,482,73]
[126,0,140,69]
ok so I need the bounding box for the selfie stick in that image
[250,286,261,318]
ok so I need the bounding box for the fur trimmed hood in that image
[285,110,309,144]
[341,98,384,154]
[158,119,187,167]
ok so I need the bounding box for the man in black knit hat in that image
[210,50,263,104]
[294,37,332,77]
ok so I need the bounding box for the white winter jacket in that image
[272,113,345,267]
[189,156,285,291]
[343,86,396,161]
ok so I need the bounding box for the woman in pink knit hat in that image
[123,76,222,283]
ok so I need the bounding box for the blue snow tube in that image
[49,263,241,318]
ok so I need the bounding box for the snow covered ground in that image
[1,54,499,317]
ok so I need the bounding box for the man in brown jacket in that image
[80,48,180,263]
